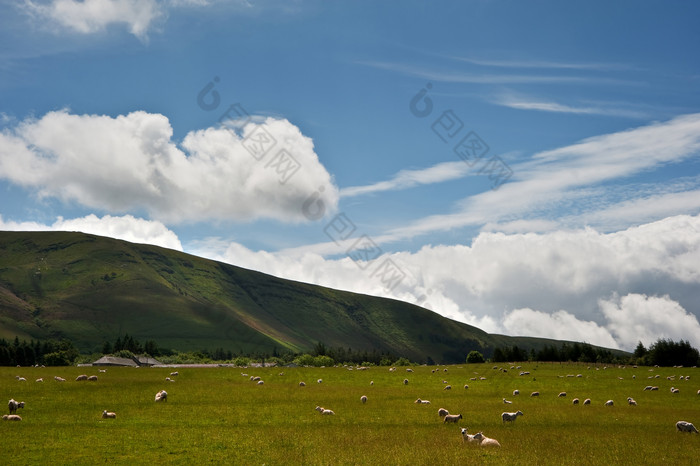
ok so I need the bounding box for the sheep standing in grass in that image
[444,414,463,423]
[415,398,431,405]
[8,399,24,415]
[438,408,449,418]
[676,421,698,433]
[627,397,637,406]
[530,391,539,397]
[2,415,21,421]
[54,376,65,382]
[502,411,523,424]
[503,398,512,404]
[360,395,367,404]
[102,410,117,419]
[583,399,591,405]
[473,432,501,447]
[88,375,98,381]
[315,406,335,415]
[460,427,479,444]
[558,392,567,397]
[403,379,409,385]
[76,374,88,381]
[36,378,43,383]
[299,382,306,387]
[513,389,519,396]
[572,398,580,405]
[155,390,168,402]
[604,400,614,406]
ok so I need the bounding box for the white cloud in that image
[0,214,182,250]
[502,308,619,348]
[600,293,700,350]
[0,110,339,224]
[22,0,164,41]
[340,161,471,198]
[191,214,700,351]
[492,94,648,119]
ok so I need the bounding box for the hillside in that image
[0,231,623,363]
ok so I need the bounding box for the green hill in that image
[0,231,624,363]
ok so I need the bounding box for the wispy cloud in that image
[492,93,650,119]
[357,61,638,86]
[449,56,635,71]
[340,161,471,198]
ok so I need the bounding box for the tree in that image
[633,341,647,359]
[466,350,485,364]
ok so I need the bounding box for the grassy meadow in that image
[1,362,699,465]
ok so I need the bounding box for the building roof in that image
[92,356,139,367]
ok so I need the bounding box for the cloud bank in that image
[0,110,338,224]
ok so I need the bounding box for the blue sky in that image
[1,0,700,351]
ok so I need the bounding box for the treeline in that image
[633,339,699,367]
[102,333,162,357]
[492,339,700,367]
[0,337,79,366]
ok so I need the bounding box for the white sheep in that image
[155,390,168,402]
[643,385,653,391]
[35,378,43,383]
[460,427,479,444]
[558,392,567,397]
[604,400,614,406]
[170,372,179,376]
[438,408,450,418]
[102,410,117,419]
[257,380,264,385]
[370,381,374,386]
[530,391,540,397]
[54,376,65,382]
[88,375,98,381]
[16,376,26,382]
[315,406,335,415]
[403,379,409,385]
[360,395,367,404]
[406,368,413,373]
[299,382,306,387]
[513,389,519,396]
[415,398,431,405]
[317,379,323,384]
[627,397,637,406]
[2,414,22,421]
[583,398,591,405]
[8,399,24,414]
[464,385,469,390]
[75,374,88,381]
[572,398,580,405]
[473,432,501,447]
[444,385,452,390]
[501,411,523,424]
[443,413,463,423]
[503,398,512,404]
[671,387,680,394]
[676,421,699,433]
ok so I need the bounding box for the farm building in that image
[91,355,163,367]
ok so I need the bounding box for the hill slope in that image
[0,231,621,363]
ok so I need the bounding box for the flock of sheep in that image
[4,364,699,448]
[5,369,179,422]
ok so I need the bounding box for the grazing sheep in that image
[99,369,107,373]
[671,387,680,394]
[530,391,540,397]
[604,400,614,406]
[87,375,98,381]
[464,385,469,390]
[460,427,479,444]
[676,421,699,433]
[438,408,449,418]
[370,381,374,386]
[35,378,43,383]
[252,376,261,382]
[315,406,335,415]
[644,386,653,391]
[2,414,22,421]
[444,385,452,390]
[503,398,512,404]
[170,372,179,376]
[443,414,463,423]
[406,368,413,373]
[627,397,637,406]
[513,389,519,396]
[473,432,501,447]
[558,392,567,397]
[650,386,659,391]
[8,399,24,414]
[415,398,431,405]
[317,379,323,384]
[54,376,66,382]
[102,410,117,419]
[403,379,409,385]
[155,390,168,402]
[299,382,306,387]
[16,377,26,382]
[75,374,88,381]
[257,380,264,385]
[583,398,591,405]
[360,395,367,404]
[502,411,524,424]
[572,398,580,405]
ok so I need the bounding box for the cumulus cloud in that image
[0,214,182,250]
[0,110,338,224]
[22,0,164,41]
[191,214,700,351]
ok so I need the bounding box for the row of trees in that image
[633,339,700,367]
[0,337,79,366]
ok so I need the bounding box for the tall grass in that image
[1,363,699,464]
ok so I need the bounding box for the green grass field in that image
[1,363,699,465]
